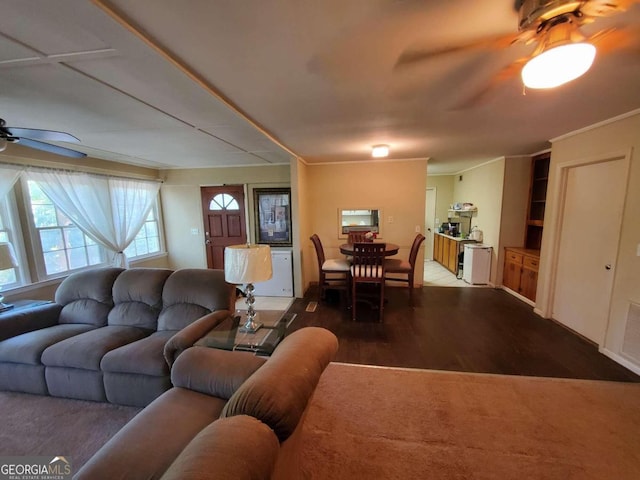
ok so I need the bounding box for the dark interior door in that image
[200,185,247,269]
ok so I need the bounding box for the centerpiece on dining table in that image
[364,231,377,242]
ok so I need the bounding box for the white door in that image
[552,158,626,345]
[425,188,436,260]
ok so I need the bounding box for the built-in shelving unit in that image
[525,152,550,250]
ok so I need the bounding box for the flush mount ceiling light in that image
[521,15,596,89]
[371,144,389,158]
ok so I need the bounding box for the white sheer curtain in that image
[26,170,160,267]
[0,164,24,199]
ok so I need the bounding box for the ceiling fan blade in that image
[394,32,526,71]
[5,127,80,143]
[449,58,528,111]
[16,138,87,158]
[581,0,640,17]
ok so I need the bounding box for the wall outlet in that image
[388,216,394,223]
[415,225,421,232]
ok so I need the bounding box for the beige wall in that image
[159,165,290,270]
[293,159,312,294]
[303,159,428,290]
[452,159,505,285]
[538,112,640,369]
[426,175,455,227]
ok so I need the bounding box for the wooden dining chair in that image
[310,234,350,303]
[347,231,368,244]
[350,242,386,322]
[384,233,425,300]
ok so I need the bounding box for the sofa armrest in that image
[160,415,279,480]
[0,303,62,341]
[171,347,266,399]
[163,309,232,367]
[221,327,338,442]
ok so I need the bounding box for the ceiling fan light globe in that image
[522,42,596,89]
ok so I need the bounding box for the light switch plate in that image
[637,243,640,257]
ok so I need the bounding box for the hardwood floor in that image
[287,285,640,382]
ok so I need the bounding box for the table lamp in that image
[0,242,18,311]
[224,244,273,333]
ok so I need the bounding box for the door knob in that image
[605,264,612,270]
[205,239,211,245]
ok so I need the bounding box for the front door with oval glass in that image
[200,185,247,269]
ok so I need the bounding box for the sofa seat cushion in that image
[42,326,152,370]
[75,387,227,480]
[101,330,175,376]
[0,324,96,365]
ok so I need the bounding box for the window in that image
[123,206,161,259]
[27,180,107,277]
[209,193,239,211]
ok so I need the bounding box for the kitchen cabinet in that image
[503,247,539,301]
[434,233,474,276]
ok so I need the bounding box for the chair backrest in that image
[408,234,426,268]
[310,234,326,269]
[351,242,386,279]
[348,231,367,244]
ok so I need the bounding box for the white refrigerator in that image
[252,249,294,297]
[462,244,492,285]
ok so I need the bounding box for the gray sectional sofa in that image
[0,267,234,406]
[75,327,339,480]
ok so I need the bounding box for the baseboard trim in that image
[599,348,640,376]
[500,286,535,307]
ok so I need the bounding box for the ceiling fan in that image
[0,118,87,158]
[395,0,639,99]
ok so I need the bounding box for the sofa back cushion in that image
[158,269,233,331]
[56,267,124,326]
[108,268,173,329]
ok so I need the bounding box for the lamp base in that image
[239,320,263,333]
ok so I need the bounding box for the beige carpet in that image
[1,364,639,479]
[300,363,640,479]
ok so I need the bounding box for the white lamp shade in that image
[0,242,18,270]
[224,244,273,284]
[522,42,596,89]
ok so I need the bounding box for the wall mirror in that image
[338,208,381,238]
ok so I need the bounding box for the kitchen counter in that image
[435,232,477,242]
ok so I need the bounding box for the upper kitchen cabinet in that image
[525,152,550,250]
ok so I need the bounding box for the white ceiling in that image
[1,0,639,174]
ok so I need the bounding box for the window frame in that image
[23,179,110,280]
[0,190,29,289]
[123,197,165,262]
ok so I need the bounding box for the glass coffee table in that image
[195,310,297,356]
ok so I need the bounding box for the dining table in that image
[339,242,400,257]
